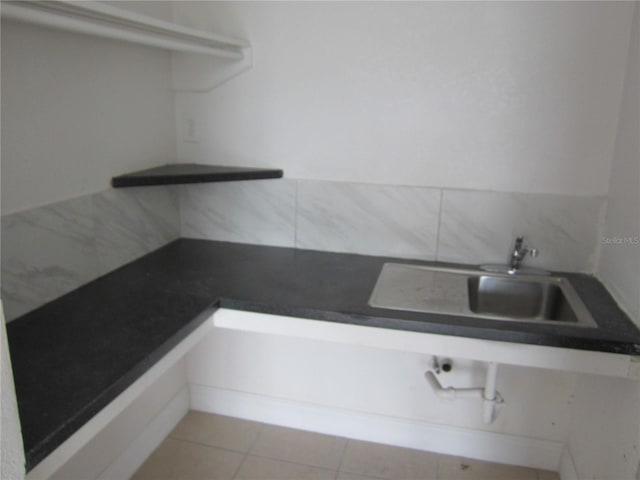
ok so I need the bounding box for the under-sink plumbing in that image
[431,356,453,374]
[425,360,504,424]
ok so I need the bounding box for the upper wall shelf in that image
[1,0,252,91]
[111,164,284,188]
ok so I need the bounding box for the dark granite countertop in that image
[7,239,640,471]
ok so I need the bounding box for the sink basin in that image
[468,276,576,321]
[369,263,596,327]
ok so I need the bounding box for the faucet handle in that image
[513,236,537,256]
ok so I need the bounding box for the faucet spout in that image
[480,235,545,275]
[508,236,538,273]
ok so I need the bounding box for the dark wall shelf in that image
[111,163,283,188]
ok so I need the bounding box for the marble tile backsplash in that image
[2,178,605,321]
[94,187,180,275]
[437,190,606,272]
[179,179,606,274]
[296,181,441,259]
[1,196,98,322]
[1,187,179,321]
[179,180,296,247]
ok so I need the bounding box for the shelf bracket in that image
[171,47,253,92]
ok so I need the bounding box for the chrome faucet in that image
[508,236,538,273]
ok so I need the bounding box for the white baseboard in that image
[190,384,563,471]
[559,446,579,480]
[97,386,190,480]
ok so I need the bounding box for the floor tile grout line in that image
[237,452,340,476]
[248,422,349,469]
[334,438,350,480]
[435,452,441,480]
[166,436,255,456]
[337,462,389,480]
[243,451,343,472]
[230,453,249,480]
[246,422,266,455]
[167,415,267,455]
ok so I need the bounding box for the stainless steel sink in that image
[369,263,596,327]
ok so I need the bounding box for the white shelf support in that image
[1,0,252,91]
[213,309,635,378]
[171,47,253,92]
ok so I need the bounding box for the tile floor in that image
[132,411,560,480]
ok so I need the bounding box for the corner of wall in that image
[595,1,640,324]
[1,187,181,321]
[1,303,26,480]
[558,446,578,480]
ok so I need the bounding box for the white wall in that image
[1,304,25,480]
[567,6,640,480]
[173,1,633,196]
[597,2,640,323]
[566,374,640,480]
[0,11,176,215]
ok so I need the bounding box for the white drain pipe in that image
[424,371,483,399]
[424,361,503,424]
[482,362,500,424]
